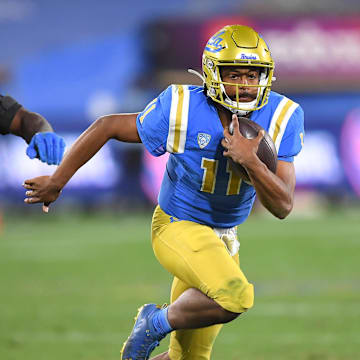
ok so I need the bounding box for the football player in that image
[23,25,304,360]
[0,94,65,165]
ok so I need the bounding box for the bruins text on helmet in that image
[202,24,275,116]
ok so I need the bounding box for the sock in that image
[152,307,173,337]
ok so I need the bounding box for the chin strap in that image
[224,104,252,116]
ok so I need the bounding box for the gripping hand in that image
[26,132,66,165]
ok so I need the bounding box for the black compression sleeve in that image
[0,95,22,135]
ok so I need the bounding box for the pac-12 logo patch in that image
[197,133,211,149]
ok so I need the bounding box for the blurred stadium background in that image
[0,1,359,359]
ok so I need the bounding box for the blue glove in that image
[26,132,66,165]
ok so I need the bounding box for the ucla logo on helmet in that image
[205,31,225,53]
[197,133,211,149]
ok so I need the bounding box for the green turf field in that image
[0,209,359,360]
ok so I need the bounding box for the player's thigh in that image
[168,277,222,360]
[151,205,254,313]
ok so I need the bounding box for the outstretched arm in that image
[10,107,53,143]
[24,113,140,210]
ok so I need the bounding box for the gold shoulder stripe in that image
[145,98,157,110]
[139,103,156,124]
[272,99,294,143]
[173,85,184,153]
[167,85,189,154]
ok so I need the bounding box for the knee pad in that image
[215,278,254,313]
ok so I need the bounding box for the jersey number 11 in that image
[201,158,242,196]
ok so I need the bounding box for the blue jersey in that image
[136,85,304,228]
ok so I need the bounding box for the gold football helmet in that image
[201,24,275,115]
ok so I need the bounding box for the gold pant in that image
[151,206,254,359]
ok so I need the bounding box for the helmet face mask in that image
[202,25,275,115]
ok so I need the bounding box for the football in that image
[228,116,277,183]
